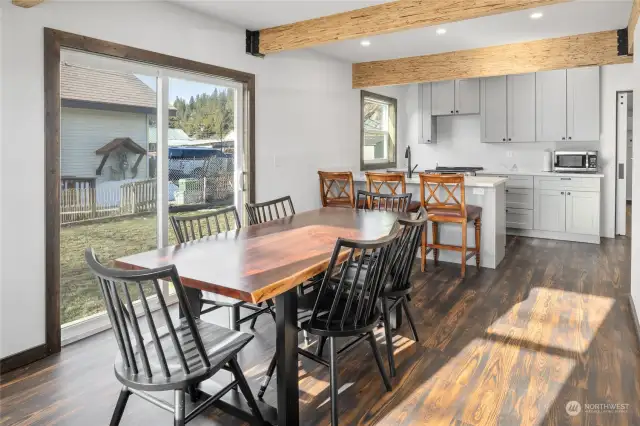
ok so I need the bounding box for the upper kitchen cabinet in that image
[567,66,600,141]
[481,73,536,143]
[480,76,507,142]
[536,69,567,142]
[431,80,455,116]
[432,78,479,116]
[455,79,480,114]
[536,67,600,142]
[507,73,536,142]
[419,83,437,143]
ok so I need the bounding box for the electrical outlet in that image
[506,151,513,158]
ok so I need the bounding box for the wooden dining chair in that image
[318,171,355,208]
[245,195,295,225]
[257,231,399,425]
[170,206,274,331]
[355,189,412,213]
[84,249,265,426]
[365,171,421,212]
[419,173,482,278]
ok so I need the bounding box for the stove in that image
[423,166,484,176]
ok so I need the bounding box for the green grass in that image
[60,208,232,325]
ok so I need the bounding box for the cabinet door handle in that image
[508,138,512,141]
[562,137,566,140]
[450,110,454,114]
[455,110,459,114]
[561,192,565,195]
[560,177,571,180]
[567,192,571,195]
[568,136,572,140]
[505,189,509,192]
[502,138,506,141]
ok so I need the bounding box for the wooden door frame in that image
[0,28,256,373]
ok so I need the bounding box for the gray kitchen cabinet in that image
[480,76,507,142]
[567,66,600,142]
[535,69,567,142]
[420,83,437,143]
[565,191,600,235]
[507,73,536,142]
[534,189,566,232]
[431,80,455,116]
[455,78,480,114]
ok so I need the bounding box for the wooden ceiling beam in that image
[352,30,631,88]
[629,0,639,53]
[258,0,571,55]
[12,0,44,7]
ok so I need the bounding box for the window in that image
[361,91,397,170]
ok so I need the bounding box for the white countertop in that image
[353,174,507,188]
[479,170,604,178]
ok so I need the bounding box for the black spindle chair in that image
[170,206,274,331]
[258,230,400,425]
[84,249,264,426]
[245,195,296,225]
[355,190,412,213]
[378,208,427,377]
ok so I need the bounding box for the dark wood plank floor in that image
[1,236,639,426]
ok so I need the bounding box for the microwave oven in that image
[553,151,598,173]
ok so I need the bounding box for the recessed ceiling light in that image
[360,40,371,47]
[530,12,543,19]
[436,28,447,35]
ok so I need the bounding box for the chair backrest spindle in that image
[245,196,295,225]
[355,190,412,213]
[170,206,241,243]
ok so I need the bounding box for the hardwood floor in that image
[1,236,638,425]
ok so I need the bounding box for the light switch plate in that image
[472,188,485,195]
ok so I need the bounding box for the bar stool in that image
[419,173,482,278]
[365,171,421,212]
[318,171,355,208]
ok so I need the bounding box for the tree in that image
[169,88,235,140]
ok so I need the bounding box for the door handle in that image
[619,163,625,179]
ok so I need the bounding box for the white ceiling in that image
[171,0,632,63]
[172,0,392,30]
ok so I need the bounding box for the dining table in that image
[115,207,407,425]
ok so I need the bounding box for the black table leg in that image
[275,288,299,426]
[181,287,202,319]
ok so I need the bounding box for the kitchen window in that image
[361,91,397,170]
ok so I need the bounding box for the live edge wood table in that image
[115,207,405,426]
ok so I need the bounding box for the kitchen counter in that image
[479,170,604,178]
[354,173,507,269]
[353,174,508,187]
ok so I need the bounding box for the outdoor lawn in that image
[60,207,233,325]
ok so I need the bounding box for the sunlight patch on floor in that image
[486,287,614,353]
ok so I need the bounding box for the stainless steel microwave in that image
[553,151,598,173]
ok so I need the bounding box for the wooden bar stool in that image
[318,171,355,208]
[419,173,482,278]
[365,171,421,212]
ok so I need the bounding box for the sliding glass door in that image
[59,50,248,343]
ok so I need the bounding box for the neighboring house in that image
[60,62,174,184]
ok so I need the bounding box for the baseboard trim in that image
[507,228,600,244]
[629,295,640,350]
[0,344,48,375]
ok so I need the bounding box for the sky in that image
[137,75,232,104]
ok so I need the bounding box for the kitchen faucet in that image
[405,146,419,178]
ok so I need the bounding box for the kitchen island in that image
[354,174,507,269]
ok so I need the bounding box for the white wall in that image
[0,0,377,358]
[631,27,640,331]
[400,64,635,239]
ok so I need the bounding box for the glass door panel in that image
[59,50,159,329]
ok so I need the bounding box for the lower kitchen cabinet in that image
[534,189,566,232]
[565,191,600,235]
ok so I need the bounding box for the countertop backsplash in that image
[406,107,600,173]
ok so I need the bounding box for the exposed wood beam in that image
[259,0,571,54]
[12,0,44,7]
[353,30,631,88]
[630,0,639,53]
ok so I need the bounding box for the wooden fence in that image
[120,179,157,214]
